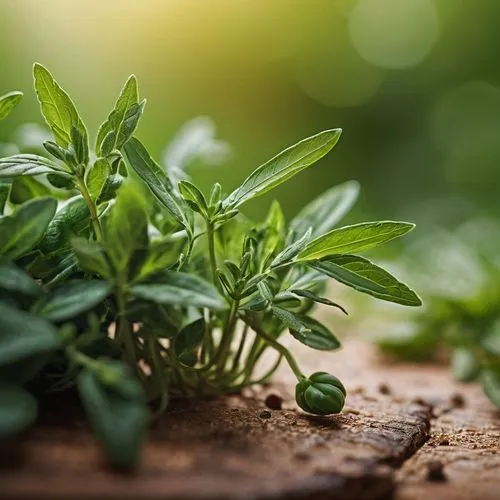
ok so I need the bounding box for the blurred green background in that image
[1,0,499,227]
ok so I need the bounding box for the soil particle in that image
[378,382,392,395]
[265,393,283,410]
[259,410,272,419]
[450,392,466,408]
[426,461,447,482]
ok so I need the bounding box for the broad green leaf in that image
[0,383,37,438]
[72,237,111,277]
[0,301,60,367]
[78,367,149,469]
[33,63,88,150]
[132,271,227,309]
[123,138,189,228]
[0,154,70,178]
[297,221,415,262]
[96,75,144,156]
[224,129,341,208]
[290,180,359,240]
[0,91,23,121]
[38,197,90,254]
[103,181,148,273]
[96,173,123,204]
[271,306,307,333]
[310,254,421,306]
[481,369,500,408]
[451,347,479,382]
[85,158,109,200]
[0,197,57,260]
[0,265,41,297]
[175,318,205,365]
[35,280,112,322]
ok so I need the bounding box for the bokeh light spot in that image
[349,0,439,69]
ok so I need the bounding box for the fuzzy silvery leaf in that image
[0,154,70,178]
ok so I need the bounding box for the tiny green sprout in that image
[0,64,421,469]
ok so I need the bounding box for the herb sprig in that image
[0,65,421,468]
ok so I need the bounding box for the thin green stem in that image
[240,315,305,381]
[76,178,102,240]
[206,221,218,286]
[214,299,240,375]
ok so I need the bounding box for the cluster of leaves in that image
[0,65,420,468]
[376,222,500,408]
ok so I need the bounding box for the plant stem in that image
[76,178,102,240]
[206,221,218,286]
[213,298,240,376]
[241,315,305,381]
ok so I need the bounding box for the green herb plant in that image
[0,64,421,468]
[375,222,500,408]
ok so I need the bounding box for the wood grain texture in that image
[0,340,498,500]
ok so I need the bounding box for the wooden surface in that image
[1,340,499,500]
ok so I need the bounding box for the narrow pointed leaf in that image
[123,138,189,228]
[297,221,415,261]
[310,254,422,306]
[224,129,342,208]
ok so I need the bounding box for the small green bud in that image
[295,371,346,415]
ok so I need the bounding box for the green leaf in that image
[290,289,348,315]
[0,264,41,297]
[77,367,149,469]
[297,221,415,262]
[178,180,207,213]
[103,181,149,273]
[85,158,109,200]
[290,180,359,240]
[0,301,60,367]
[132,271,227,309]
[223,129,341,208]
[0,91,23,121]
[38,197,90,254]
[270,228,311,268]
[0,197,57,260]
[123,138,189,229]
[70,126,89,165]
[72,237,112,277]
[33,63,88,150]
[175,318,205,365]
[35,280,112,322]
[0,154,70,178]
[9,177,53,205]
[310,254,422,306]
[0,383,37,438]
[96,75,145,156]
[272,307,341,350]
[451,347,479,382]
[481,322,500,356]
[480,369,500,408]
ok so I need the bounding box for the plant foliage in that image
[0,65,420,468]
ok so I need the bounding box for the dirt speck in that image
[427,460,447,482]
[259,410,272,419]
[265,394,283,410]
[378,383,392,395]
